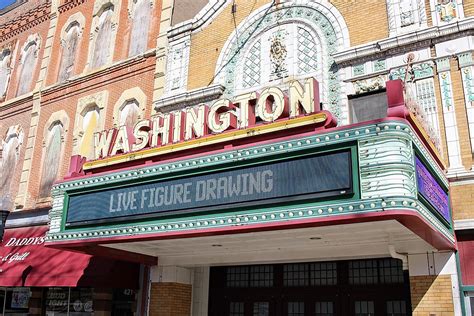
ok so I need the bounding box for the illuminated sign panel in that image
[415,157,450,223]
[66,149,353,226]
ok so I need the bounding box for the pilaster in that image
[436,57,464,172]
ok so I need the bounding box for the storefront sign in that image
[415,157,450,222]
[66,149,353,225]
[93,78,321,160]
[0,233,45,264]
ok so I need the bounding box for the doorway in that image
[208,258,411,316]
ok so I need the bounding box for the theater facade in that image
[44,76,458,315]
[3,0,474,315]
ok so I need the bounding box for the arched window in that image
[17,41,39,96]
[0,126,23,200]
[58,22,81,82]
[91,6,114,69]
[0,49,11,98]
[39,123,63,198]
[119,100,140,127]
[128,0,151,57]
[79,106,100,159]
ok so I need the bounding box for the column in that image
[149,265,193,316]
[408,252,461,315]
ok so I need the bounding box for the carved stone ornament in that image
[353,75,387,94]
[437,0,457,22]
[269,31,288,79]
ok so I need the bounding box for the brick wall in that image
[450,183,474,220]
[329,0,388,46]
[187,0,270,90]
[410,275,455,315]
[463,0,474,17]
[149,282,192,316]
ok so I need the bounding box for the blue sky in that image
[0,0,16,10]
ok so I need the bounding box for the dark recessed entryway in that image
[208,258,411,316]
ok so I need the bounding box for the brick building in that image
[1,0,474,315]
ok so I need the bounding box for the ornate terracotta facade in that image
[1,0,474,315]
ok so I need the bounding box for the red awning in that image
[0,226,139,288]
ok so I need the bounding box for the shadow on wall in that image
[409,274,454,314]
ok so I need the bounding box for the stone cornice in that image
[0,91,34,113]
[333,17,474,65]
[154,84,226,111]
[0,1,51,42]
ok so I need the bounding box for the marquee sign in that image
[93,78,321,161]
[66,149,353,226]
[415,157,450,222]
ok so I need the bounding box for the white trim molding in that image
[333,17,474,65]
[454,219,474,230]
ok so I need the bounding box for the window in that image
[226,265,273,288]
[226,266,249,287]
[229,302,244,316]
[283,262,337,286]
[58,22,81,82]
[349,260,378,285]
[0,49,11,97]
[128,0,150,56]
[119,100,140,127]
[386,300,407,316]
[39,123,63,198]
[253,302,269,316]
[379,259,404,284]
[80,106,100,159]
[311,262,337,286]
[288,302,304,316]
[17,41,38,96]
[355,301,375,316]
[45,288,93,315]
[349,259,404,285]
[249,265,273,287]
[315,302,334,316]
[0,126,23,199]
[415,78,440,137]
[284,263,309,287]
[91,5,114,68]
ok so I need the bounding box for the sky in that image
[0,0,16,10]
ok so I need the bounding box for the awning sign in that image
[66,149,354,226]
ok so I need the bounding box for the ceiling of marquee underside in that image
[103,220,436,267]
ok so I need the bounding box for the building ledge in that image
[454,219,474,231]
[154,84,225,111]
[333,17,474,65]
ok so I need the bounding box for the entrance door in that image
[209,258,411,316]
